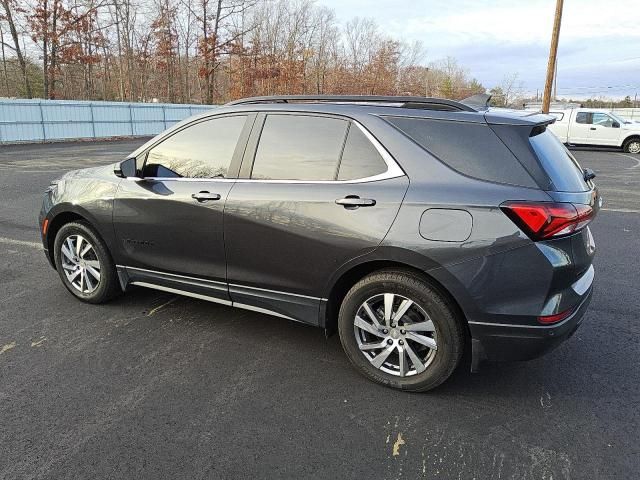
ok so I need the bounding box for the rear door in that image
[589,112,622,146]
[223,113,409,324]
[113,114,253,303]
[568,111,593,144]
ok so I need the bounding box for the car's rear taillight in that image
[501,201,594,241]
[538,306,575,324]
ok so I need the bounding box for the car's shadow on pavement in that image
[101,287,617,402]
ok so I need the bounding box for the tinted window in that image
[144,115,247,178]
[385,116,536,187]
[337,125,387,180]
[576,112,590,124]
[251,115,348,180]
[529,130,588,192]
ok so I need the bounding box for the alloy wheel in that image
[353,293,437,377]
[60,234,101,294]
[628,141,640,154]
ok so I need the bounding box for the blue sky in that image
[319,0,640,100]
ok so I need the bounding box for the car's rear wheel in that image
[338,269,464,392]
[623,137,640,154]
[53,222,121,304]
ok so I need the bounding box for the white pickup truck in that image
[546,108,640,154]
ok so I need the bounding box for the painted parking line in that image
[0,237,42,249]
[614,153,640,168]
[601,207,640,214]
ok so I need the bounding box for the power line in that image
[557,84,640,91]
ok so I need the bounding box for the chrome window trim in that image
[138,119,405,185]
[127,176,235,183]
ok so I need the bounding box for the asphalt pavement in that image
[0,139,638,479]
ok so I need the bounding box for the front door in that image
[113,113,252,302]
[224,113,409,324]
[589,112,622,146]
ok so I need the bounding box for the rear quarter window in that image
[529,130,589,192]
[384,116,537,187]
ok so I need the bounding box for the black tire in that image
[53,221,121,304]
[623,137,640,154]
[338,269,464,392]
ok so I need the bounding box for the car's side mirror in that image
[114,157,137,178]
[612,121,620,128]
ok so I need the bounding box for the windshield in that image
[608,112,631,124]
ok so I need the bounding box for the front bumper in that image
[469,286,593,369]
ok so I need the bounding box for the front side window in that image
[592,113,614,128]
[251,115,348,181]
[143,115,247,178]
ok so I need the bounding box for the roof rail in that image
[225,95,477,112]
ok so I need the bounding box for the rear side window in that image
[144,115,247,178]
[529,130,588,192]
[576,112,590,124]
[337,125,387,180]
[251,115,348,180]
[385,116,536,187]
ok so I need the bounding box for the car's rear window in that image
[529,129,589,192]
[384,116,537,187]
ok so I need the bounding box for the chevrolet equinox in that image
[39,95,599,391]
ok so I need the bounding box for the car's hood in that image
[59,163,116,181]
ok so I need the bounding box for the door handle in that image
[590,127,597,130]
[192,191,221,202]
[336,195,376,209]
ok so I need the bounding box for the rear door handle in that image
[192,191,221,202]
[590,127,597,130]
[336,196,376,209]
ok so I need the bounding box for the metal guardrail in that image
[0,99,215,144]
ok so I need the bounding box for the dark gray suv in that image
[39,95,599,391]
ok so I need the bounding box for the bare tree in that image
[0,0,32,96]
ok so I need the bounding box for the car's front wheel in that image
[53,221,121,304]
[623,137,640,154]
[338,269,465,392]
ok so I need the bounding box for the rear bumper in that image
[469,286,592,367]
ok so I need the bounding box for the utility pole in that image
[424,67,430,97]
[542,0,564,113]
[553,58,558,101]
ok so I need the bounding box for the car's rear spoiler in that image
[461,93,492,111]
[484,109,557,127]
